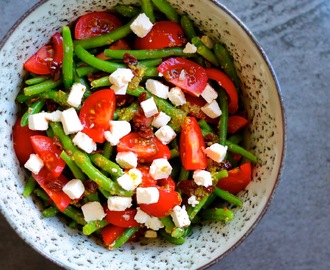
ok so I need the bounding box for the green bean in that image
[23,78,63,96]
[191,37,219,66]
[160,216,185,238]
[25,75,51,85]
[60,151,87,180]
[198,119,216,136]
[139,58,163,67]
[115,4,140,18]
[49,122,79,154]
[159,229,185,245]
[62,26,74,89]
[225,140,258,163]
[170,148,179,159]
[151,0,179,22]
[75,66,100,77]
[22,176,37,198]
[73,65,91,97]
[199,208,234,223]
[89,153,124,179]
[227,133,243,145]
[91,76,110,88]
[20,99,45,127]
[141,0,156,22]
[178,167,190,181]
[33,188,51,205]
[180,15,197,41]
[217,87,229,146]
[111,226,140,249]
[187,195,209,221]
[62,205,87,225]
[42,206,59,218]
[115,101,140,121]
[39,90,70,107]
[214,187,243,207]
[83,219,109,235]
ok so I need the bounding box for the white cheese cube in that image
[151,112,171,128]
[168,87,186,106]
[117,168,143,191]
[111,83,128,95]
[107,196,132,211]
[187,195,199,207]
[115,151,138,169]
[149,158,172,180]
[28,112,49,131]
[24,154,44,174]
[171,205,191,228]
[201,83,218,103]
[145,79,169,99]
[130,13,153,38]
[183,42,197,53]
[109,120,131,140]
[109,68,134,87]
[81,201,106,222]
[67,83,86,108]
[201,35,215,49]
[45,110,62,122]
[136,187,159,204]
[144,230,158,238]
[104,131,120,146]
[204,143,228,163]
[60,108,83,135]
[134,207,150,223]
[193,170,213,187]
[140,97,158,117]
[62,179,85,200]
[201,100,222,119]
[134,208,164,231]
[72,132,97,154]
[155,125,176,145]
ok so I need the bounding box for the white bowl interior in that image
[0,0,285,269]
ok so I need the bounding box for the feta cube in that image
[60,108,83,135]
[81,201,106,222]
[193,170,213,187]
[109,68,134,87]
[107,196,132,211]
[155,125,176,145]
[187,195,199,207]
[67,83,86,108]
[116,151,138,169]
[72,132,97,154]
[201,83,218,103]
[145,79,169,99]
[62,179,85,200]
[24,154,44,174]
[151,112,171,128]
[136,187,159,204]
[28,112,49,131]
[149,158,172,180]
[168,87,186,106]
[105,120,131,146]
[134,207,150,223]
[144,230,158,238]
[111,83,128,95]
[201,100,222,119]
[117,168,143,191]
[134,208,164,231]
[104,131,120,146]
[204,143,228,163]
[130,13,153,38]
[171,205,191,228]
[45,110,62,122]
[201,35,214,49]
[140,97,158,117]
[183,42,197,53]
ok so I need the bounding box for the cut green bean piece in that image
[62,206,87,225]
[214,187,243,207]
[60,151,87,180]
[75,65,99,77]
[115,5,140,18]
[22,176,37,198]
[91,76,110,88]
[191,37,219,66]
[160,216,185,238]
[111,226,140,249]
[225,140,258,163]
[151,0,179,22]
[39,90,70,107]
[141,0,156,22]
[83,219,109,235]
[42,206,59,218]
[25,75,51,85]
[199,208,234,222]
[159,229,185,245]
[90,153,124,179]
[217,87,229,146]
[180,15,197,41]
[23,78,63,96]
[62,26,74,89]
[20,99,45,127]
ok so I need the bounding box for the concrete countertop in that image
[1,0,329,269]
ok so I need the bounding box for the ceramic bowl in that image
[0,0,285,269]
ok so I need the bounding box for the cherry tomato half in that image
[138,137,171,163]
[158,57,208,97]
[101,224,126,245]
[134,21,187,50]
[105,208,139,228]
[227,115,249,134]
[75,12,122,40]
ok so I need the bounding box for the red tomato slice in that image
[217,162,252,194]
[30,135,66,178]
[12,117,44,165]
[32,167,71,211]
[227,115,249,134]
[101,224,126,245]
[117,132,158,158]
[138,137,171,163]
[134,21,187,50]
[158,57,208,97]
[105,208,139,228]
[75,12,122,40]
[157,176,176,192]
[79,89,116,143]
[137,166,157,187]
[179,116,207,170]
[139,186,181,218]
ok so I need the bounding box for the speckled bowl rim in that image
[0,1,286,269]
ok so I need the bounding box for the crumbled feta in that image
[81,201,106,222]
[149,158,172,180]
[151,112,171,128]
[24,154,44,174]
[111,83,128,95]
[187,195,199,207]
[109,68,134,87]
[67,83,86,108]
[130,13,153,38]
[140,97,158,117]
[28,112,49,131]
[193,170,213,187]
[179,70,186,81]
[155,125,176,145]
[201,100,222,119]
[144,230,158,238]
[115,151,138,169]
[60,108,83,135]
[145,79,169,99]
[45,110,62,122]
[107,196,132,211]
[136,187,159,204]
[134,208,164,231]
[134,207,149,223]
[201,35,215,49]
[201,83,218,103]
[204,143,228,163]
[183,42,197,53]
[117,168,143,191]
[104,120,131,146]
[168,87,186,106]
[62,179,85,200]
[171,205,191,228]
[72,132,97,154]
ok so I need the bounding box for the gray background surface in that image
[0,0,329,269]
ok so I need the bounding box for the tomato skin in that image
[101,224,126,245]
[105,208,139,228]
[179,117,207,170]
[134,21,187,50]
[217,162,252,194]
[137,166,158,187]
[157,176,176,192]
[157,57,208,97]
[138,137,171,163]
[227,115,249,134]
[30,135,66,178]
[75,12,122,40]
[12,117,44,165]
[79,89,116,143]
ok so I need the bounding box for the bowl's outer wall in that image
[0,0,285,269]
